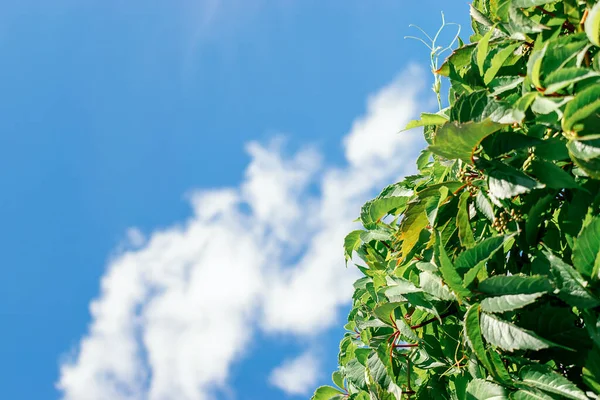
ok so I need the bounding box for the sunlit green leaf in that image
[430,120,503,164]
[520,365,588,400]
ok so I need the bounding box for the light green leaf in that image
[477,28,496,77]
[484,161,545,199]
[384,277,422,297]
[395,317,419,342]
[312,386,345,400]
[573,215,600,279]
[544,249,600,309]
[484,42,522,85]
[481,293,544,313]
[480,312,554,352]
[360,196,409,229]
[419,271,456,301]
[466,378,508,399]
[464,305,496,376]
[509,5,548,34]
[373,303,402,326]
[544,67,600,94]
[509,389,556,400]
[430,120,503,164]
[436,232,473,300]
[457,191,476,249]
[562,84,600,134]
[344,230,363,262]
[332,371,344,390]
[398,200,429,259]
[511,0,558,7]
[527,44,547,89]
[585,1,600,47]
[402,112,449,132]
[520,364,588,400]
[475,191,495,222]
[568,139,600,179]
[360,228,392,243]
[478,275,553,295]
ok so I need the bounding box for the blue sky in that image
[0,2,470,399]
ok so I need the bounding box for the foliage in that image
[313,1,600,399]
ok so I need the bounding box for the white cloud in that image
[269,352,320,396]
[57,66,427,400]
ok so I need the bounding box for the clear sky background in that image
[0,1,470,399]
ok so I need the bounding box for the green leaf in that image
[481,293,544,313]
[583,346,600,394]
[509,5,548,35]
[528,44,546,89]
[509,388,557,400]
[399,200,429,258]
[475,191,495,222]
[562,84,600,134]
[482,160,545,199]
[360,196,409,229]
[585,1,600,47]
[419,271,456,301]
[530,160,580,189]
[544,249,600,309]
[484,42,522,85]
[343,359,367,390]
[360,228,392,243]
[480,312,555,352]
[526,194,553,246]
[312,386,345,400]
[520,364,588,400]
[344,230,363,262]
[373,303,401,326]
[435,232,473,300]
[568,139,600,179]
[464,305,496,376]
[384,276,422,297]
[455,236,507,273]
[511,0,558,7]
[544,68,600,94]
[466,378,508,399]
[402,112,449,132]
[332,371,344,389]
[478,275,554,295]
[430,120,504,164]
[437,43,478,77]
[573,215,600,279]
[457,191,476,249]
[477,28,496,77]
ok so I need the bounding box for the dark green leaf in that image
[478,275,553,295]
[530,160,580,189]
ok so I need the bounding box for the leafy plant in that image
[313,1,600,399]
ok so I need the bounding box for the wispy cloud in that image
[57,65,426,400]
[269,352,320,396]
